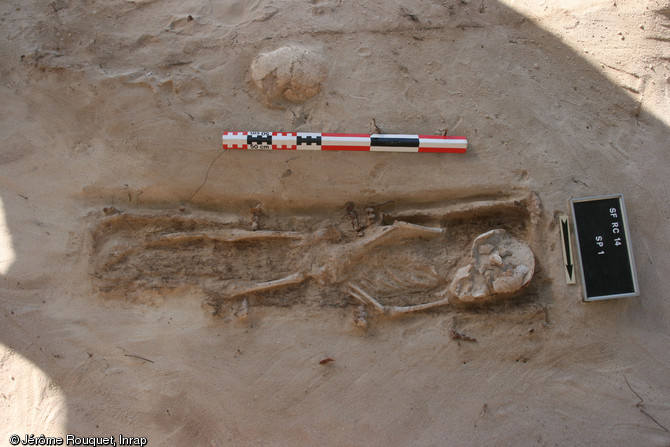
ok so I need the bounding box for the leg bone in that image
[351,221,444,256]
[347,282,451,317]
[386,297,451,317]
[228,272,307,299]
[347,283,386,314]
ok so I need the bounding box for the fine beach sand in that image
[1,0,670,445]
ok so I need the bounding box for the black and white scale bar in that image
[222,132,467,153]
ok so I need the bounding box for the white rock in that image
[250,46,327,106]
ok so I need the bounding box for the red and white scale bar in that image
[222,132,467,153]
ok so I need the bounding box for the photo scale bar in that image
[222,132,467,153]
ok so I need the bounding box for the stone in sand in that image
[250,46,327,106]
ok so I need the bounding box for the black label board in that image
[571,195,639,300]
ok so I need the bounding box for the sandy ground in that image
[1,0,670,445]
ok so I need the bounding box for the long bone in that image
[224,221,446,300]
[96,229,306,271]
[346,283,451,317]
